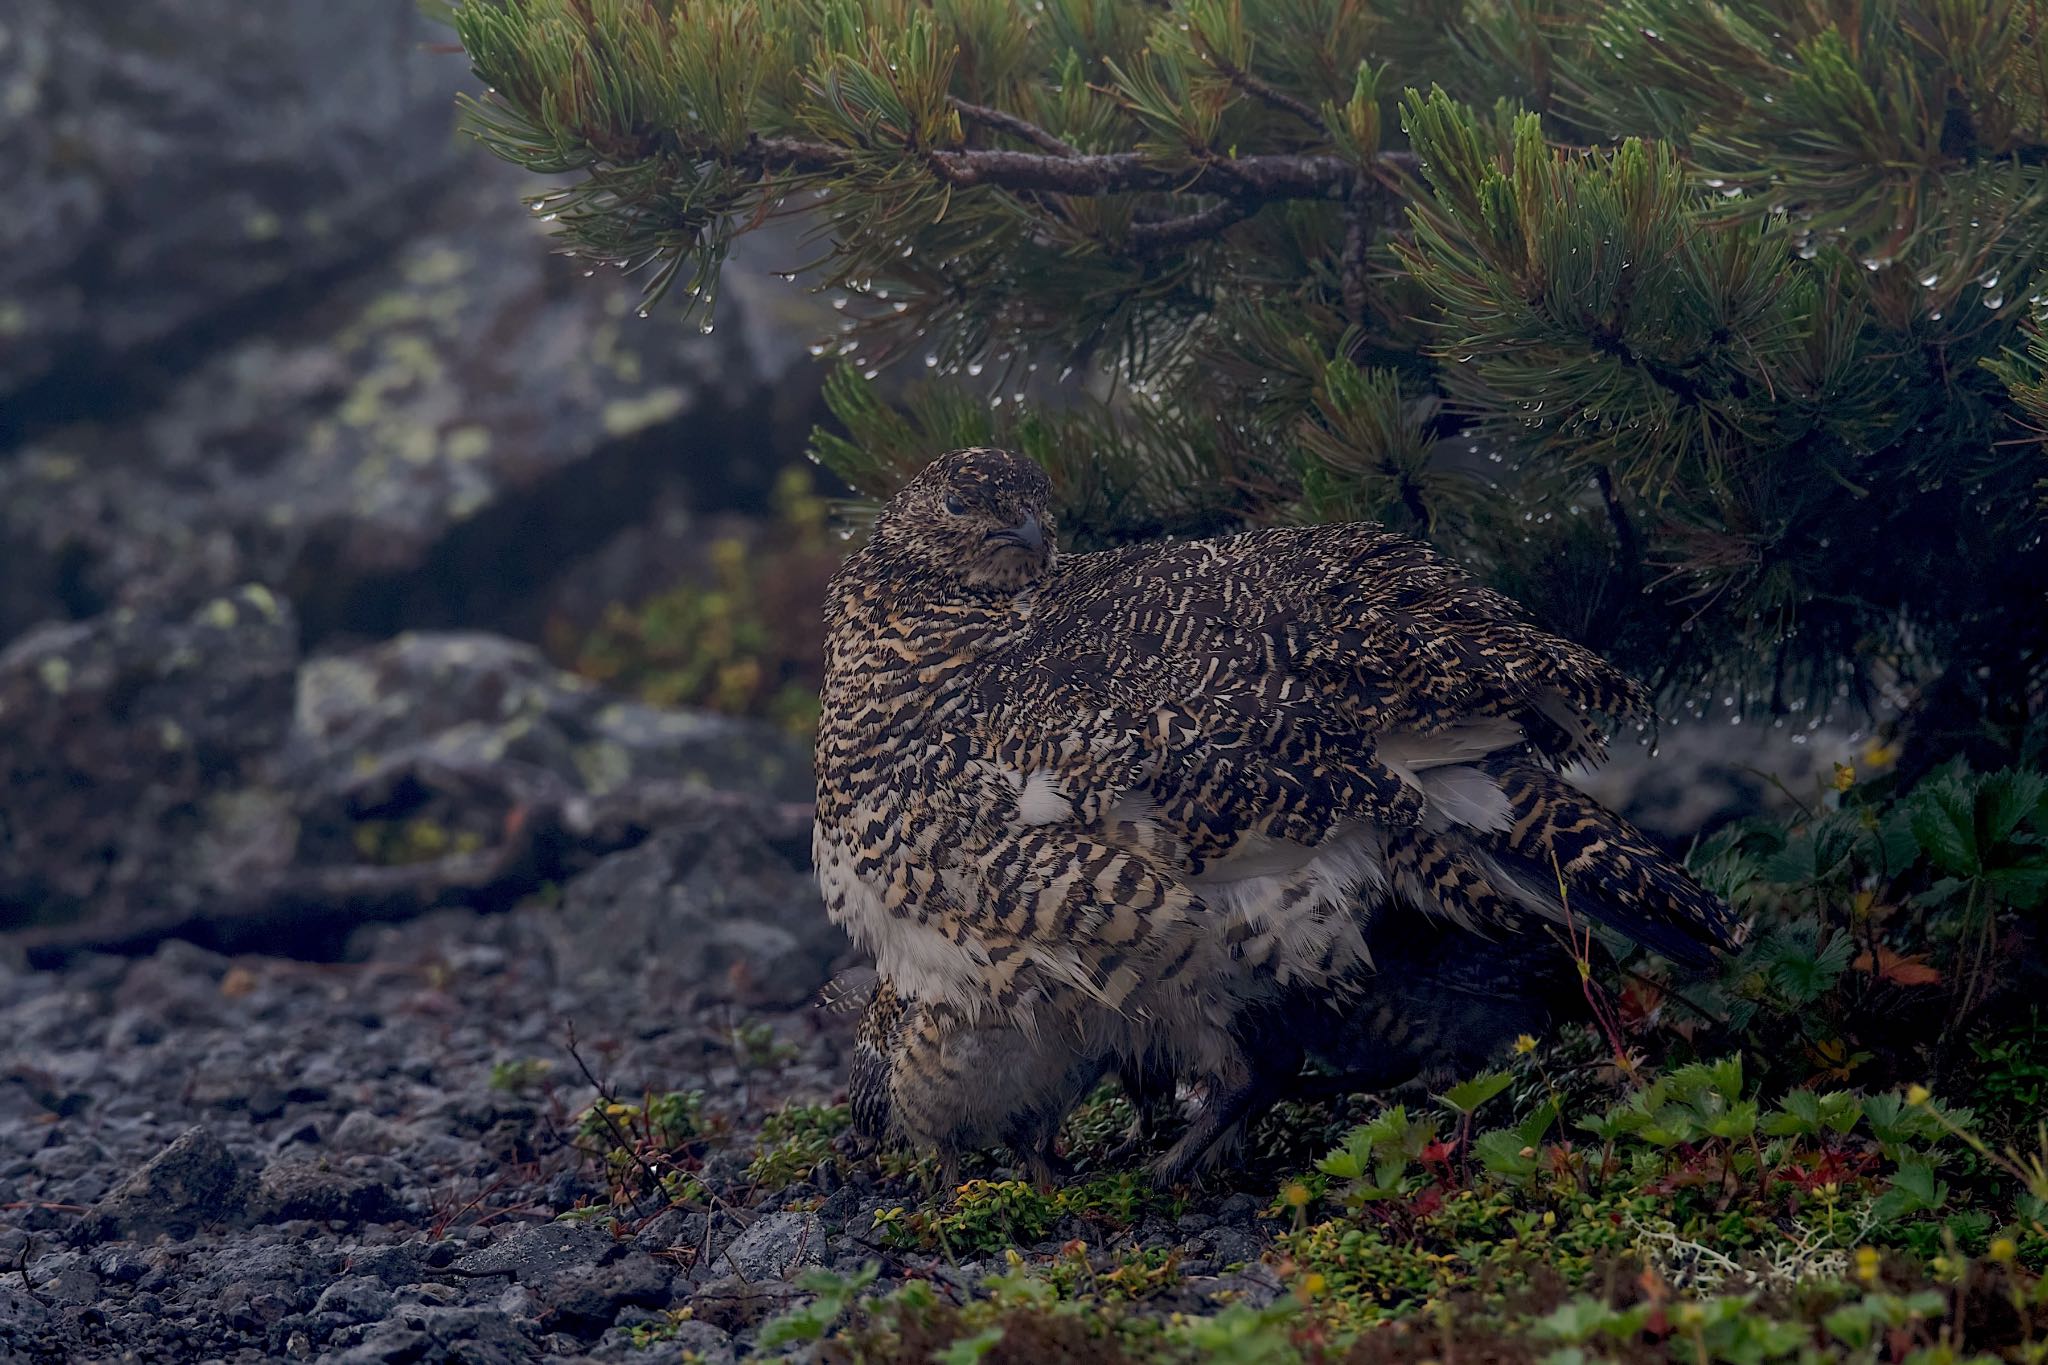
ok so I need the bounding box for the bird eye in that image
[943,495,968,516]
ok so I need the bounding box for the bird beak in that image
[991,512,1044,553]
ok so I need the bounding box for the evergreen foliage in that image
[445,0,2048,759]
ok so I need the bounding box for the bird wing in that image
[957,523,1735,970]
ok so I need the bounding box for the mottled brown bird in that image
[816,447,1738,1179]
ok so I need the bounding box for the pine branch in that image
[948,98,1082,158]
[642,132,1376,201]
[1126,199,1258,252]
[1207,55,1327,135]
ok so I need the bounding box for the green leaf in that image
[936,1326,1006,1365]
[1474,1128,1539,1179]
[1438,1070,1515,1116]
[1910,773,1983,876]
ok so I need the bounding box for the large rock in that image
[1,596,814,957]
[288,632,813,809]
[545,822,840,1009]
[0,586,299,929]
[0,146,832,648]
[0,0,467,406]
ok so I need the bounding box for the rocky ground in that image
[0,592,1304,1365]
[0,847,1293,1365]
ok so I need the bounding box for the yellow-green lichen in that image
[404,246,469,287]
[442,425,493,462]
[601,387,688,437]
[235,584,283,621]
[196,599,241,630]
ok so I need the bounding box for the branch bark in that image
[948,98,1081,158]
[730,131,1377,200]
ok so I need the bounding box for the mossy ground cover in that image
[548,763,2047,1361]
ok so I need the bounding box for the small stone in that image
[250,1160,400,1227]
[80,1125,251,1243]
[715,1210,823,1283]
[687,1275,805,1333]
[312,1276,397,1323]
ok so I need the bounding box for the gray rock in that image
[716,1211,824,1284]
[547,827,838,1009]
[539,1253,677,1339]
[453,1222,622,1290]
[24,1250,98,1305]
[0,0,464,403]
[81,1124,252,1243]
[251,1160,402,1227]
[0,588,299,930]
[288,632,811,808]
[0,152,831,650]
[311,1276,398,1324]
[322,1304,540,1365]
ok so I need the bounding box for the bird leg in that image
[1148,1069,1283,1188]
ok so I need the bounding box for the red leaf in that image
[1852,946,1942,987]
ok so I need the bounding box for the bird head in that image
[873,447,1057,594]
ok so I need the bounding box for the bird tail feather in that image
[1386,761,1740,972]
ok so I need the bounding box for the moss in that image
[747,1104,852,1191]
[559,466,840,733]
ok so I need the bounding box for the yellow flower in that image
[1514,1034,1539,1055]
[1832,762,1856,792]
[1281,1182,1311,1209]
[1302,1273,1328,1297]
[1989,1238,2018,1264]
[1905,1083,1932,1106]
[1855,1246,1881,1283]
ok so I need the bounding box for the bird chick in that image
[848,976,1110,1187]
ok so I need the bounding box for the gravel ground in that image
[0,856,1286,1363]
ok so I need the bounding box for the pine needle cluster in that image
[446,0,2048,759]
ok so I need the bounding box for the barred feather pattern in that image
[816,448,1740,1173]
